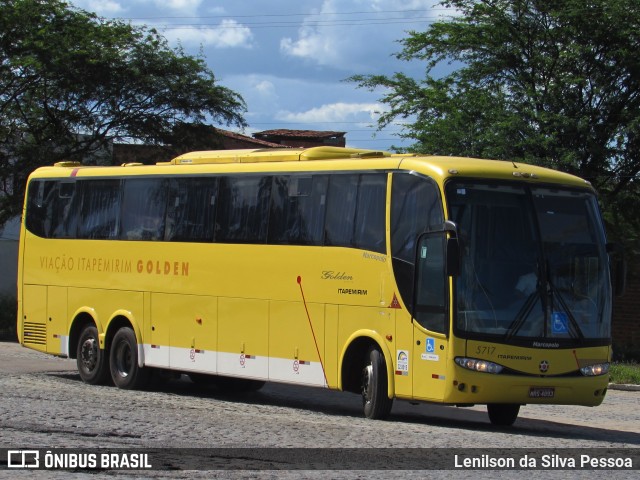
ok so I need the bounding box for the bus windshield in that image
[446,181,611,345]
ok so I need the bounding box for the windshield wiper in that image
[504,289,540,340]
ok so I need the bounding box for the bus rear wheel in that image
[76,324,109,385]
[361,346,393,419]
[487,404,520,426]
[109,327,149,389]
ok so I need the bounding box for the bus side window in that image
[25,180,77,239]
[121,178,168,241]
[216,175,272,243]
[166,177,218,242]
[269,175,328,245]
[25,180,48,237]
[324,173,386,253]
[325,174,358,248]
[353,174,386,254]
[77,179,122,240]
[52,181,77,238]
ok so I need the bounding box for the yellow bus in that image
[17,146,619,425]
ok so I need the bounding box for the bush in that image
[0,294,17,342]
[609,362,640,385]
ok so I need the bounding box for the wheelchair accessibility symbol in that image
[426,337,435,353]
[552,312,569,334]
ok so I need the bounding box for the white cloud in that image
[163,20,253,49]
[72,0,126,15]
[253,80,276,96]
[279,0,443,71]
[277,102,386,124]
[280,33,338,65]
[153,0,202,13]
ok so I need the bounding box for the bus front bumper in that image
[443,367,609,406]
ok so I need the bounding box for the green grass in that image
[609,362,640,385]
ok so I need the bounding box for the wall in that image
[0,217,19,297]
[611,267,640,355]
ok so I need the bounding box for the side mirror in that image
[443,220,459,277]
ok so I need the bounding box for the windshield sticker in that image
[396,350,409,375]
[552,312,569,334]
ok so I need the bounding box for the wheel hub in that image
[362,364,373,405]
[80,338,97,371]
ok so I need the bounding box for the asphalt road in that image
[0,342,638,479]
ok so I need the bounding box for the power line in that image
[112,8,452,29]
[155,18,439,29]
[118,9,450,21]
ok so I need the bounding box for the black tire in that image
[487,404,520,426]
[76,324,110,385]
[109,327,149,389]
[361,346,393,419]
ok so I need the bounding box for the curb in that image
[608,383,640,392]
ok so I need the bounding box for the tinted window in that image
[324,174,387,253]
[166,177,218,242]
[414,233,448,333]
[78,180,122,239]
[354,174,387,253]
[391,174,443,262]
[216,176,272,243]
[269,175,328,245]
[390,173,443,311]
[325,175,358,247]
[121,178,168,241]
[25,180,76,238]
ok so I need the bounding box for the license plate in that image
[529,387,555,398]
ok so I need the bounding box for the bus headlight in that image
[455,357,504,374]
[580,363,610,376]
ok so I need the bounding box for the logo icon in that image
[7,450,40,468]
[539,360,550,373]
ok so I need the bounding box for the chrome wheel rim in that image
[80,337,98,372]
[362,363,373,406]
[114,342,132,378]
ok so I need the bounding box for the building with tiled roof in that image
[253,129,346,148]
[113,128,285,165]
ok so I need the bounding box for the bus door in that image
[411,230,453,401]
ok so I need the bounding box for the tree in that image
[350,0,640,254]
[0,0,247,226]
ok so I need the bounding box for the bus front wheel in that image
[487,404,520,426]
[76,325,109,385]
[361,346,393,419]
[109,327,149,389]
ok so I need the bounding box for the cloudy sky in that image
[69,0,452,150]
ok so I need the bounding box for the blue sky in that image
[69,0,453,150]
